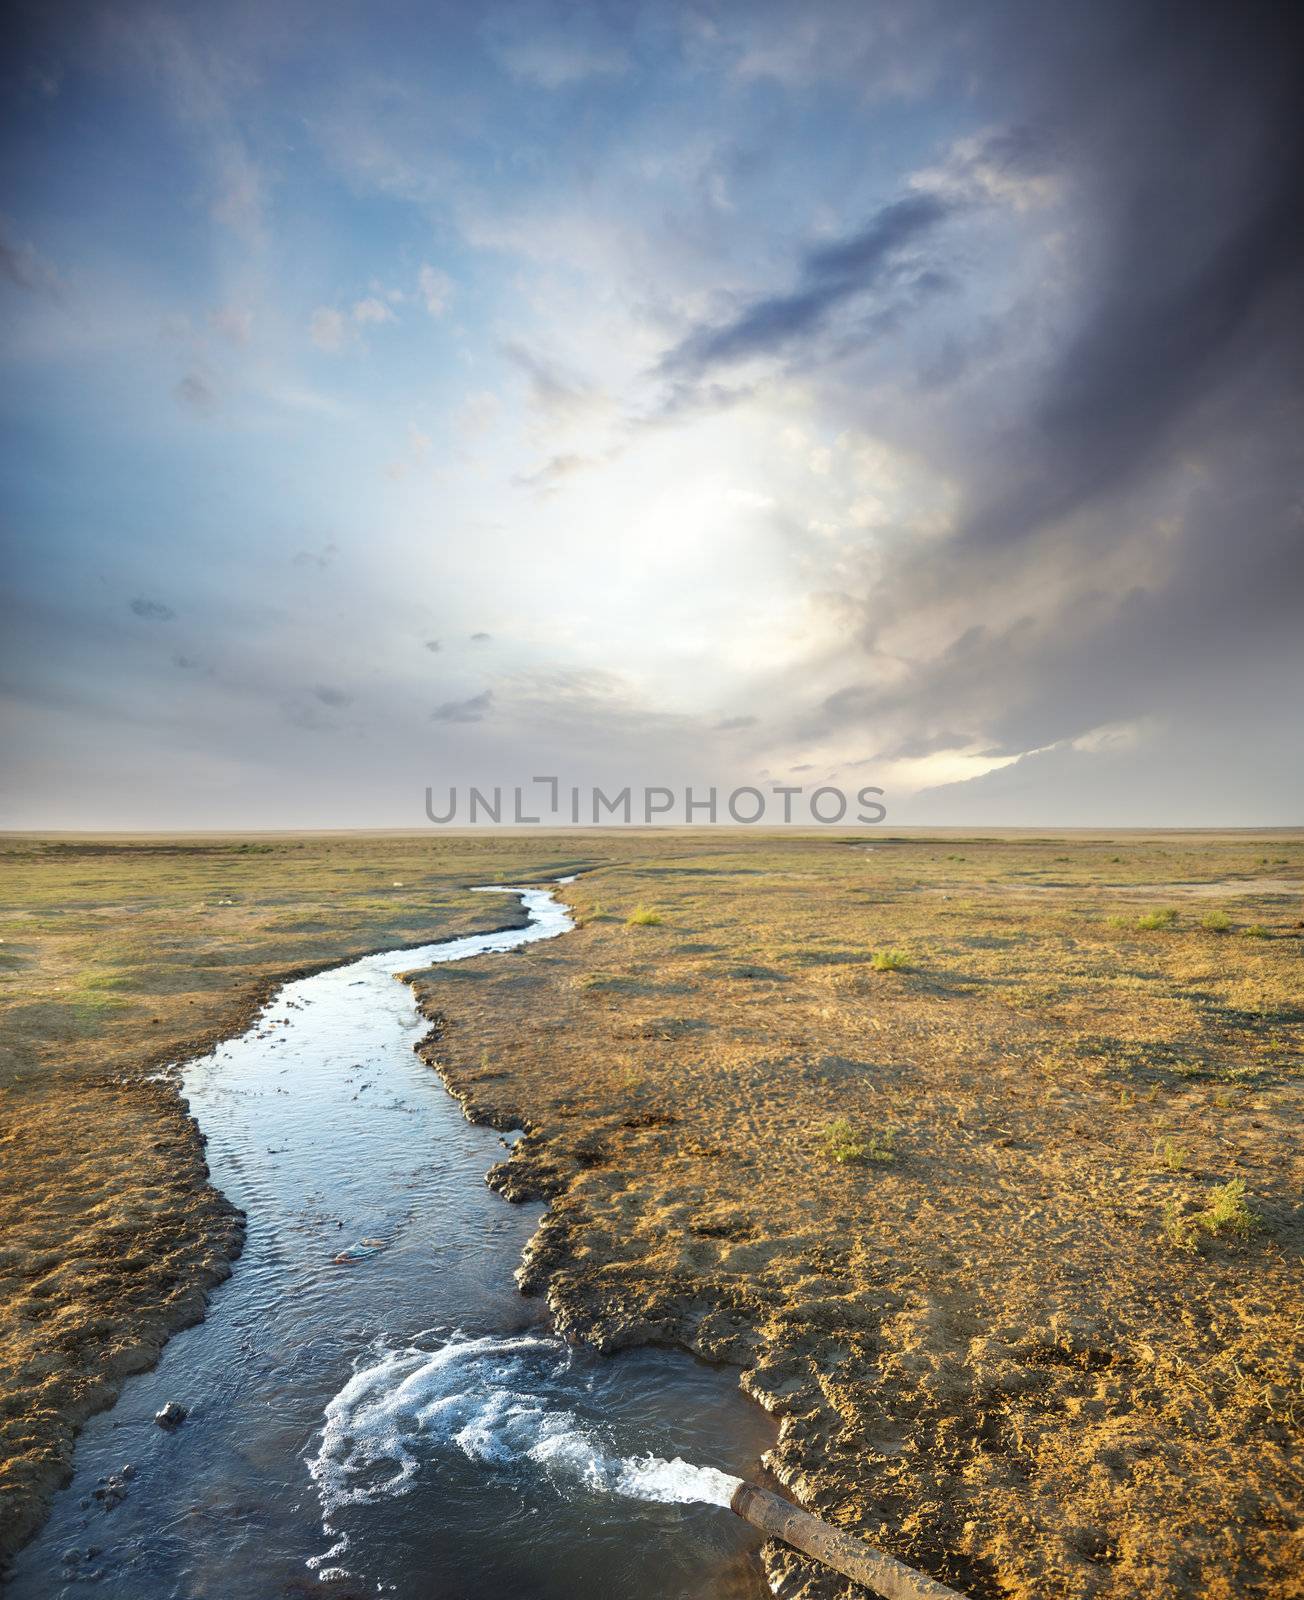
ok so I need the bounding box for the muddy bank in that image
[0,968,294,1563]
[410,841,1303,1600]
[0,1076,244,1562]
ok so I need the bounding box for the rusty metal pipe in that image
[730,1481,966,1600]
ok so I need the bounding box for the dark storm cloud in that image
[801,0,1304,806]
[660,193,951,374]
[431,689,493,723]
[880,730,975,760]
[956,36,1304,558]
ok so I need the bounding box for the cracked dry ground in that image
[410,835,1304,1600]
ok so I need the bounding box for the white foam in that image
[307,1333,742,1535]
[611,1455,741,1508]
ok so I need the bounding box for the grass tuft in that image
[1135,908,1178,931]
[1161,1197,1199,1252]
[1152,1137,1188,1172]
[1197,1178,1260,1240]
[822,1117,896,1165]
[870,947,910,972]
[1162,1178,1261,1252]
[626,906,663,926]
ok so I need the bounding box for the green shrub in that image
[1163,1179,1262,1252]
[1135,908,1178,931]
[823,1117,864,1163]
[1200,910,1231,932]
[1197,1178,1259,1240]
[864,1129,896,1163]
[627,906,663,926]
[1153,1137,1188,1172]
[870,947,909,971]
[822,1117,896,1165]
[1243,923,1271,939]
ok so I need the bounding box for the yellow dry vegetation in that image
[2,828,1301,1599]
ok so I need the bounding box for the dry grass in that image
[2,828,1302,1599]
[412,830,1303,1600]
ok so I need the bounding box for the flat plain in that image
[1,830,1300,1598]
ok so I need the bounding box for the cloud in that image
[174,370,217,414]
[424,638,441,652]
[6,1,1303,828]
[352,296,394,325]
[313,684,351,707]
[511,452,598,492]
[501,341,603,419]
[909,126,1060,213]
[24,58,62,99]
[880,730,976,759]
[210,304,253,345]
[469,631,492,643]
[210,138,265,239]
[130,597,175,622]
[724,3,959,95]
[0,218,61,297]
[406,423,431,459]
[310,307,347,350]
[283,698,336,733]
[431,689,493,722]
[418,264,453,316]
[485,3,629,88]
[293,542,338,570]
[659,194,952,376]
[757,2,1304,821]
[96,11,269,243]
[456,389,501,436]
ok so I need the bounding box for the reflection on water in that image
[8,886,772,1600]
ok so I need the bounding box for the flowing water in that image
[9,884,773,1599]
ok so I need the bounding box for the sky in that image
[2,0,1301,829]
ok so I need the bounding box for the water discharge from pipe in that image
[310,1332,965,1599]
[307,1334,745,1576]
[310,1334,740,1513]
